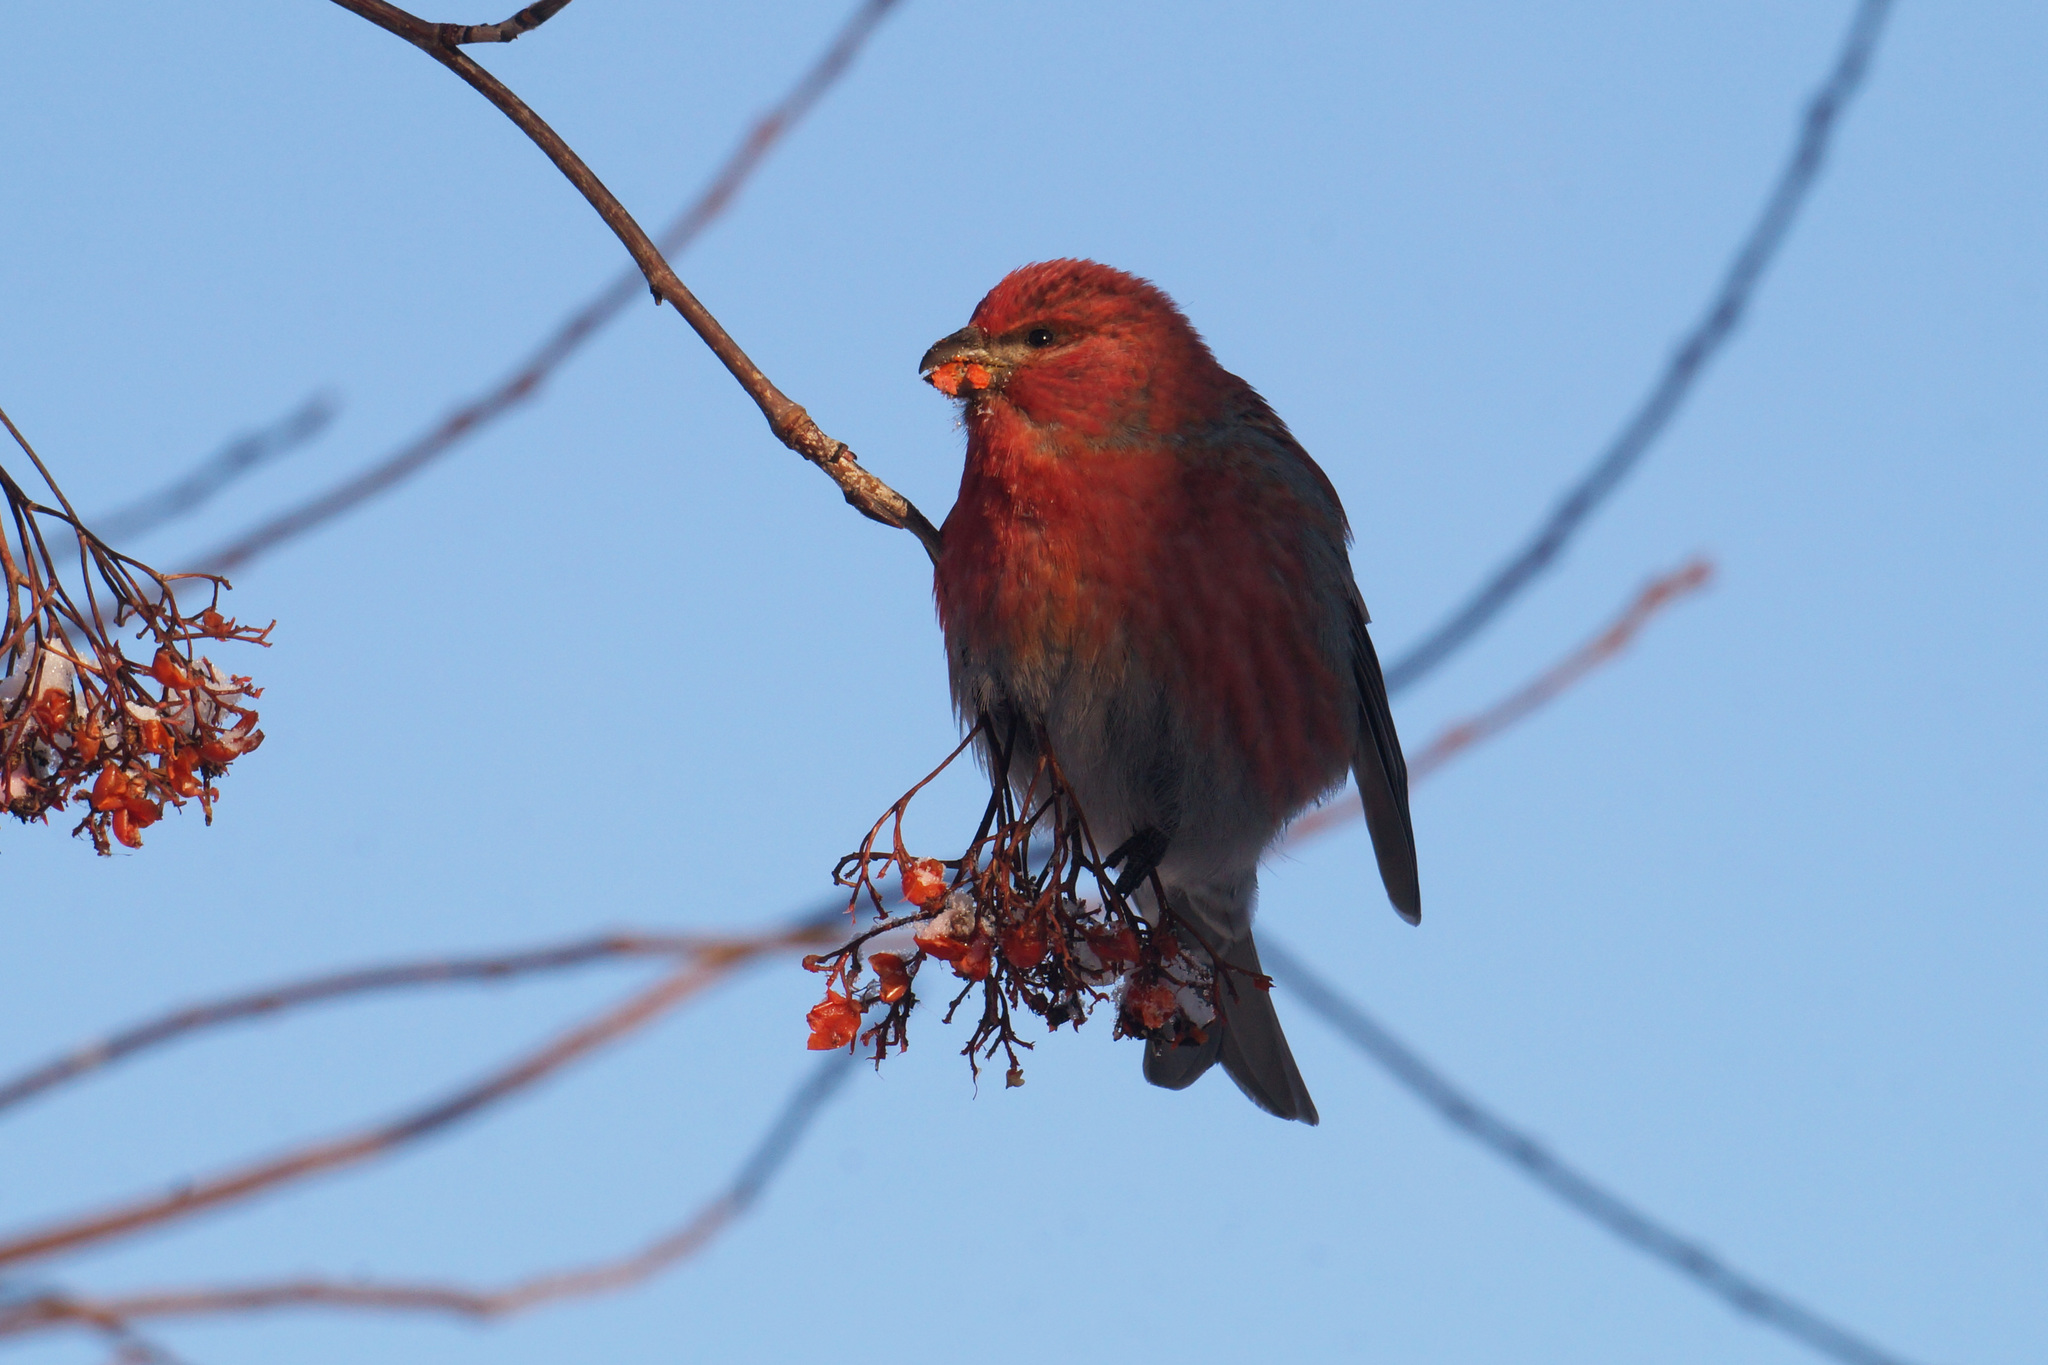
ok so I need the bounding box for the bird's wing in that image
[1348,590,1421,923]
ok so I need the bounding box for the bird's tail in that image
[1139,877,1319,1125]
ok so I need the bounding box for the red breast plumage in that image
[932,261,1353,812]
[920,260,1420,1124]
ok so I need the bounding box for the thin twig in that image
[1287,557,1714,846]
[92,393,337,544]
[0,551,1712,1335]
[436,0,573,45]
[1265,940,1923,1365]
[0,932,813,1271]
[308,0,939,559]
[0,931,810,1118]
[1382,0,1893,693]
[196,0,902,572]
[0,1054,856,1338]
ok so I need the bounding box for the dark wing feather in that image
[1348,592,1421,923]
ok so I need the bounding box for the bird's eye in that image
[1025,327,1055,349]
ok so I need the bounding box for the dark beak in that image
[919,325,993,376]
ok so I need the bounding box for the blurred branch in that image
[1382,0,1893,693]
[6,543,1912,1364]
[0,930,818,1272]
[1265,941,1922,1365]
[0,930,827,1119]
[92,393,336,544]
[0,1054,855,1339]
[1287,556,1713,846]
[0,551,1705,1338]
[199,0,922,573]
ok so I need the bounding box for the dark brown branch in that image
[324,0,942,560]
[197,0,901,573]
[436,0,573,44]
[1267,941,1924,1365]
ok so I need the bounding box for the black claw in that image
[1105,826,1171,896]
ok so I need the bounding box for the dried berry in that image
[804,991,863,1051]
[901,857,949,908]
[870,952,911,1003]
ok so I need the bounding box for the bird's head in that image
[920,260,1225,438]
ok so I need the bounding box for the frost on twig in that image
[804,717,1259,1088]
[1,407,270,853]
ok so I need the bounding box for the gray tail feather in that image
[1143,1026,1222,1090]
[1138,916,1319,1125]
[1217,983,1319,1124]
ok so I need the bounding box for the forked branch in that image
[325,0,943,559]
[436,0,574,44]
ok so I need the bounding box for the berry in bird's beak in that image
[920,324,1001,396]
[926,359,993,396]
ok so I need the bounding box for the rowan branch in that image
[0,554,1709,1337]
[0,1053,854,1341]
[0,930,823,1118]
[324,0,942,559]
[94,392,336,545]
[1287,556,1714,846]
[196,0,900,572]
[436,0,573,44]
[1381,0,1892,692]
[0,930,814,1272]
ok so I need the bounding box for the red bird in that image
[923,261,1420,1125]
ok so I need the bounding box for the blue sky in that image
[1,3,2042,1362]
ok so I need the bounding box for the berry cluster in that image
[804,719,1257,1087]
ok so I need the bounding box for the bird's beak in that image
[920,325,1002,397]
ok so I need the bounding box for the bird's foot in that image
[1105,826,1171,896]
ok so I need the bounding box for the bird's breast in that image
[932,404,1354,813]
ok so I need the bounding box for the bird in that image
[921,260,1419,1125]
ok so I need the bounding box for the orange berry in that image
[900,858,949,908]
[870,951,911,1003]
[804,991,863,1050]
[1001,921,1048,970]
[74,715,102,763]
[1088,925,1142,967]
[30,688,69,734]
[1127,981,1177,1031]
[90,765,129,812]
[956,934,993,982]
[149,647,192,690]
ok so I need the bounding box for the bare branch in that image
[0,930,815,1272]
[321,0,941,558]
[0,930,812,1118]
[1268,940,1924,1365]
[1286,556,1714,846]
[0,553,1710,1334]
[196,0,901,572]
[436,0,573,45]
[1383,0,1893,692]
[0,1055,855,1340]
[93,392,336,544]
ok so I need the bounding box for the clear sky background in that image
[2,3,2042,1362]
